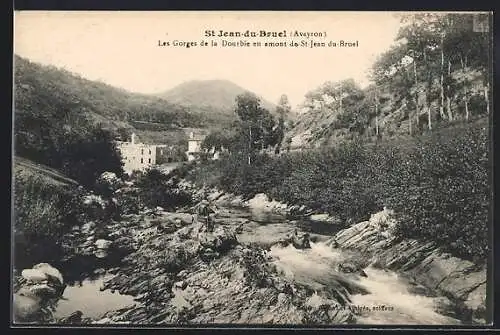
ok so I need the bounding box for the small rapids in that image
[268,242,462,325]
[350,267,460,325]
[269,242,344,289]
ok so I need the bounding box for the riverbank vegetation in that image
[182,118,489,262]
[13,167,85,268]
[134,168,193,210]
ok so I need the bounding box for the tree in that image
[201,130,232,152]
[370,12,491,134]
[273,94,291,154]
[233,93,277,164]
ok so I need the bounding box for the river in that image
[51,204,462,325]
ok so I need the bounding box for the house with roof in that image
[116,133,171,174]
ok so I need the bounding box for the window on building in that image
[148,158,151,163]
[149,150,151,155]
[141,158,143,164]
[141,149,144,155]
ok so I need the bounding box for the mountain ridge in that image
[155,79,277,115]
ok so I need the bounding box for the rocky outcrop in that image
[328,208,487,324]
[13,263,66,323]
[176,182,315,218]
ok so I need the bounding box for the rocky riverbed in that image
[12,177,489,326]
[89,209,356,325]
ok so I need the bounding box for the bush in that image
[136,168,193,210]
[13,173,85,268]
[387,126,489,261]
[115,187,143,215]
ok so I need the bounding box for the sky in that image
[14,11,404,108]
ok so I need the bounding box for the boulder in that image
[168,213,194,226]
[465,283,487,311]
[27,283,58,297]
[81,222,96,234]
[309,213,337,223]
[21,269,48,283]
[95,239,112,250]
[13,293,42,322]
[198,226,237,253]
[174,281,188,290]
[310,213,330,221]
[291,233,311,250]
[95,249,109,259]
[14,264,65,323]
[277,231,311,250]
[58,311,83,324]
[337,262,367,278]
[32,263,64,286]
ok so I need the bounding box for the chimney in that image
[131,133,136,144]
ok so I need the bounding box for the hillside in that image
[14,56,288,148]
[283,14,490,150]
[14,156,79,188]
[285,73,487,151]
[156,79,277,118]
[14,55,210,131]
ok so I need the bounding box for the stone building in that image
[186,132,205,161]
[117,133,171,174]
[185,131,225,161]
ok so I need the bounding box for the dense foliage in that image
[135,168,193,210]
[201,93,288,162]
[386,124,490,261]
[15,56,128,187]
[13,172,85,268]
[185,120,490,262]
[15,113,124,187]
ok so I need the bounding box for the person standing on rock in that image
[204,200,218,232]
[192,199,217,232]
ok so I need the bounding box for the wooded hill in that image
[14,55,215,132]
[284,13,491,150]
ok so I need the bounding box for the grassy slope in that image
[14,156,79,188]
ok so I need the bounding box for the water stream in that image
[54,275,135,320]
[231,205,462,325]
[268,242,460,325]
[49,205,462,325]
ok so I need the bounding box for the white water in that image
[269,242,461,325]
[351,266,460,325]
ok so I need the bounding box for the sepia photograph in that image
[11,11,492,326]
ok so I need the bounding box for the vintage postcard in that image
[12,11,493,327]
